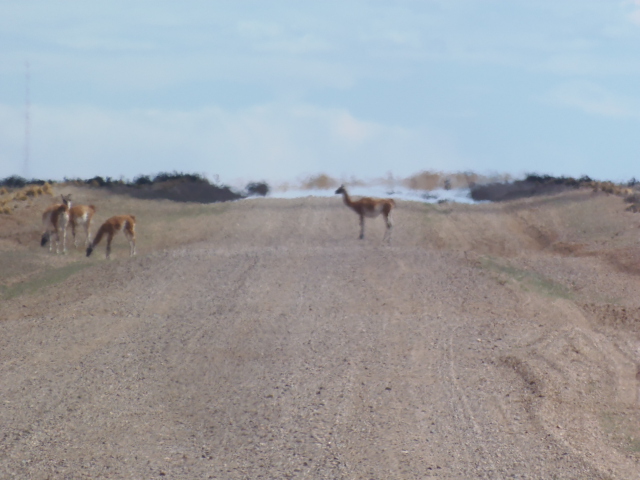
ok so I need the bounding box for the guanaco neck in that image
[340,189,354,208]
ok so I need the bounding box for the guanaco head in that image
[40,232,50,247]
[61,194,72,209]
[335,185,346,195]
[86,245,94,257]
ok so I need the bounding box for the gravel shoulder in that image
[1,188,640,478]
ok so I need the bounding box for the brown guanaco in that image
[68,204,97,248]
[86,215,136,259]
[41,194,72,254]
[335,185,395,241]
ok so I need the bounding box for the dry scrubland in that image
[275,171,509,192]
[1,185,640,478]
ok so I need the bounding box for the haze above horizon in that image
[1,1,640,185]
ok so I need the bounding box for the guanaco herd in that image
[41,194,136,259]
[39,186,394,259]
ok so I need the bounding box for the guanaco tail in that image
[335,185,395,241]
[86,215,136,259]
[41,194,72,254]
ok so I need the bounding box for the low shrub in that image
[1,176,27,188]
[153,172,207,184]
[134,175,152,186]
[246,182,270,196]
[301,174,338,190]
[86,176,107,187]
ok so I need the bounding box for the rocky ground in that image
[1,186,640,479]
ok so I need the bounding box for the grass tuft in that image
[0,262,92,300]
[480,256,573,299]
[601,411,640,453]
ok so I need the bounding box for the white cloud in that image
[237,20,283,40]
[331,111,378,144]
[3,1,640,185]
[2,1,640,93]
[236,19,333,55]
[545,81,637,118]
[537,53,640,76]
[628,0,640,25]
[0,102,465,184]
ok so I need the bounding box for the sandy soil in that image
[1,186,640,479]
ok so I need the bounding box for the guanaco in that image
[86,215,136,259]
[69,204,96,248]
[41,194,72,254]
[335,185,395,241]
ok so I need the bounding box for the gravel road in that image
[1,195,639,478]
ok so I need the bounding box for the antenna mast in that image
[24,61,30,178]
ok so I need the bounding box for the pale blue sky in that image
[1,1,640,185]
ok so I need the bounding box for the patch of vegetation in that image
[0,175,55,188]
[80,172,210,188]
[479,256,573,299]
[524,174,592,186]
[0,252,42,283]
[300,174,339,190]
[0,172,270,204]
[83,176,126,187]
[133,174,153,186]
[601,411,640,454]
[246,182,269,197]
[405,170,512,190]
[0,182,54,214]
[470,173,638,202]
[0,262,92,300]
[152,172,207,184]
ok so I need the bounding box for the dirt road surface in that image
[1,187,640,478]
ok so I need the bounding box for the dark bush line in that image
[470,181,569,202]
[0,175,55,188]
[246,182,270,197]
[0,172,271,203]
[80,171,211,188]
[470,173,637,202]
[2,172,221,188]
[523,173,639,188]
[523,174,595,187]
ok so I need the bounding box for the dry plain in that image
[1,185,640,479]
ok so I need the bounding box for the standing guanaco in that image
[41,194,72,254]
[335,185,395,241]
[68,204,96,248]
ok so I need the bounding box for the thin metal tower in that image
[24,60,30,179]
